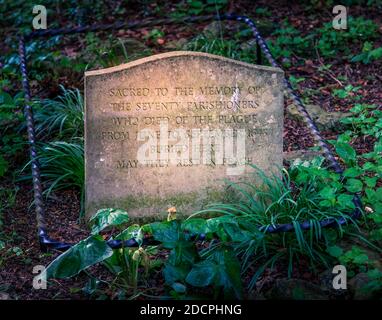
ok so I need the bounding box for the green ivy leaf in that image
[115,224,142,243]
[163,263,191,285]
[103,250,123,275]
[90,208,129,235]
[213,248,243,299]
[222,222,251,242]
[150,220,180,247]
[186,260,216,287]
[206,216,234,232]
[169,241,198,265]
[182,218,209,234]
[206,216,234,241]
[45,235,113,279]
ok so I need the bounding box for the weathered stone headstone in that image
[85,51,284,219]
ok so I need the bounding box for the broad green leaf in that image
[364,177,378,188]
[326,245,343,258]
[186,260,217,287]
[115,224,142,242]
[373,202,382,215]
[350,104,364,113]
[221,249,243,299]
[365,188,376,202]
[319,199,333,207]
[90,208,129,235]
[206,216,234,235]
[343,167,361,178]
[375,188,382,199]
[212,248,243,299]
[337,194,355,209]
[354,254,369,264]
[45,235,113,279]
[182,218,209,234]
[168,241,198,265]
[163,263,191,285]
[319,187,336,200]
[103,249,123,275]
[340,246,369,266]
[335,143,356,162]
[150,220,180,247]
[222,222,251,242]
[171,282,186,294]
[345,179,363,193]
[336,133,352,144]
[370,210,382,223]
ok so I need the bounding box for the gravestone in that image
[85,51,284,219]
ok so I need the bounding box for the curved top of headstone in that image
[85,51,284,77]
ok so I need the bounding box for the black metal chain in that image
[18,37,47,234]
[18,14,362,251]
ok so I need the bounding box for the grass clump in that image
[34,85,84,140]
[190,162,370,290]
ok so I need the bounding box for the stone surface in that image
[287,103,351,131]
[113,38,150,61]
[283,150,322,162]
[85,51,284,219]
[163,38,188,50]
[202,21,224,38]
